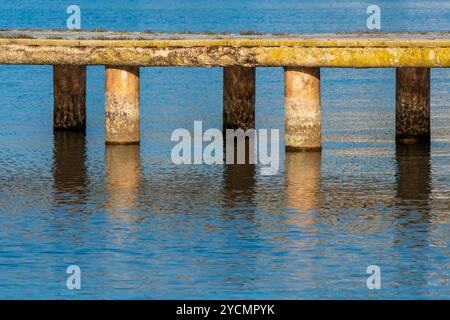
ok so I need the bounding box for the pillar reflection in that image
[396,143,432,202]
[52,131,88,205]
[222,138,256,211]
[394,142,432,288]
[105,144,142,215]
[285,151,321,227]
[223,164,256,209]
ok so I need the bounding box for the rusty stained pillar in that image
[396,68,431,144]
[223,66,256,132]
[284,67,321,151]
[105,66,140,145]
[53,65,86,131]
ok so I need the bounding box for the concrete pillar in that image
[396,68,431,144]
[53,65,86,131]
[223,66,255,132]
[105,66,140,144]
[284,67,321,151]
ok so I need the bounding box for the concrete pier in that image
[0,30,449,149]
[284,67,321,151]
[223,66,255,131]
[105,66,140,145]
[53,65,86,131]
[396,68,431,143]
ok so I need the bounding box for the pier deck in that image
[1,30,450,67]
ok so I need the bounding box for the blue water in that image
[0,0,449,299]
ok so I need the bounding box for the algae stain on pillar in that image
[105,66,140,145]
[396,67,431,144]
[223,66,256,131]
[53,65,86,131]
[284,67,321,151]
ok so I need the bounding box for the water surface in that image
[0,0,449,299]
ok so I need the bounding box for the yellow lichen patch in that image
[256,47,450,67]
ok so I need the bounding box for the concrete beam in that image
[1,31,449,67]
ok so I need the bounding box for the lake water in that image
[0,0,449,299]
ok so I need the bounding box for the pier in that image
[1,30,449,149]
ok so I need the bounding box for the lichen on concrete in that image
[0,30,449,67]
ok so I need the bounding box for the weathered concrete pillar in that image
[223,66,255,131]
[284,67,321,151]
[396,68,430,144]
[105,66,140,144]
[53,65,86,131]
